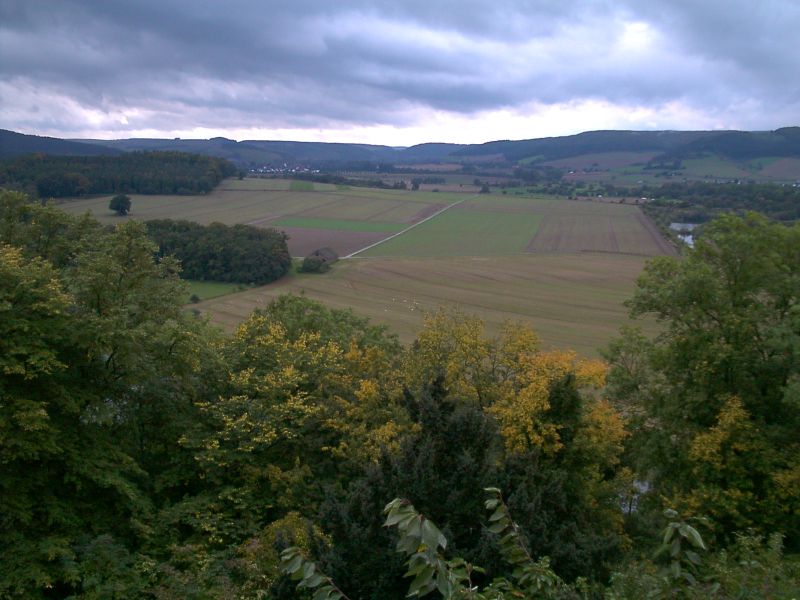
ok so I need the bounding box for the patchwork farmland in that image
[57,178,675,354]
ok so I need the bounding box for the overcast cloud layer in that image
[1,0,798,145]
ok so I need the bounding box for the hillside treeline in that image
[539,179,800,224]
[641,180,800,224]
[0,151,236,198]
[145,219,291,285]
[1,189,798,598]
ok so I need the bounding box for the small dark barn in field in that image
[310,247,339,264]
[300,246,339,273]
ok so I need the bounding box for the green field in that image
[289,180,315,191]
[362,208,542,257]
[679,156,752,179]
[185,280,244,302]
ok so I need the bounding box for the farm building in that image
[308,247,339,264]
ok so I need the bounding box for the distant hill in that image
[79,137,467,166]
[0,129,121,159]
[2,127,799,178]
[663,127,800,160]
[74,136,284,165]
[451,130,709,162]
[76,128,798,169]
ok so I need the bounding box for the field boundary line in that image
[342,194,476,258]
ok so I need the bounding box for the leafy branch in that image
[280,546,353,600]
[653,508,708,587]
[280,488,565,599]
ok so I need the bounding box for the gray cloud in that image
[0,0,798,140]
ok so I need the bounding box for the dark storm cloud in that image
[0,0,798,138]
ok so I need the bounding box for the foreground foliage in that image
[605,212,800,547]
[1,190,797,598]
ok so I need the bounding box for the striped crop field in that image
[195,253,658,357]
[56,178,448,256]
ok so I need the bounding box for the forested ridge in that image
[0,189,798,598]
[0,151,236,198]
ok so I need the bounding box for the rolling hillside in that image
[0,129,121,159]
[2,128,799,182]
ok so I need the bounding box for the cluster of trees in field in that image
[1,189,799,598]
[0,151,236,198]
[145,219,291,285]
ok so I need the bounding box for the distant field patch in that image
[400,163,463,172]
[273,217,403,232]
[680,156,751,179]
[185,280,243,302]
[540,151,660,170]
[759,157,800,180]
[218,178,292,191]
[361,207,541,257]
[289,180,315,191]
[280,228,388,257]
[526,212,674,256]
[56,179,444,230]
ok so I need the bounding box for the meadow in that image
[57,178,675,355]
[185,280,244,302]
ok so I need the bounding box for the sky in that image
[1,0,798,146]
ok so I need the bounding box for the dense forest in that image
[1,189,798,598]
[145,219,291,285]
[0,151,236,198]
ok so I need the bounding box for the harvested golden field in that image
[195,253,656,357]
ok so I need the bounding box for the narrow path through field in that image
[342,194,477,258]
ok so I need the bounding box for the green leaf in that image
[683,525,706,550]
[303,562,316,579]
[385,510,410,527]
[670,538,681,558]
[685,550,701,565]
[435,569,452,598]
[283,554,303,574]
[421,518,447,550]
[670,560,681,579]
[302,573,326,588]
[488,507,505,522]
[487,521,505,534]
[407,568,434,596]
[313,586,334,600]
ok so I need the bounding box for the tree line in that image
[1,189,798,598]
[145,219,291,285]
[640,180,800,224]
[0,151,236,198]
